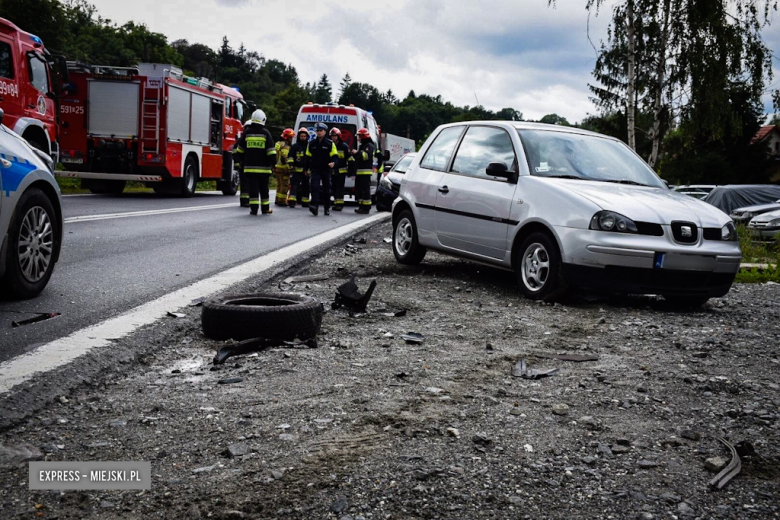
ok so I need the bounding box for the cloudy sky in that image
[89,0,779,123]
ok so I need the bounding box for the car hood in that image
[554,179,730,226]
[386,171,404,185]
[730,201,780,214]
[749,207,780,223]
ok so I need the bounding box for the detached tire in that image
[202,292,324,341]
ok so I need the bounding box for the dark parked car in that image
[375,153,416,212]
[703,184,780,216]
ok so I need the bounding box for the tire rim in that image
[395,217,413,256]
[231,170,239,191]
[521,242,550,292]
[17,206,53,283]
[185,163,196,191]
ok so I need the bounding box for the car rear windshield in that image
[516,129,664,188]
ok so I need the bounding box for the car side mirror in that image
[383,150,390,161]
[486,161,517,183]
[45,91,57,100]
[662,179,671,189]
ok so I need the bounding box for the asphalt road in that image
[0,191,370,363]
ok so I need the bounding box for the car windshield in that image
[516,129,665,188]
[391,154,414,173]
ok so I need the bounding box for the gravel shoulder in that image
[1,221,778,519]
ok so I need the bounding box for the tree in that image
[314,74,332,104]
[496,108,523,121]
[338,73,352,98]
[540,113,570,126]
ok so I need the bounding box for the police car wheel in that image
[1,188,60,299]
[202,293,324,341]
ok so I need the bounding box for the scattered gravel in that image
[0,220,778,518]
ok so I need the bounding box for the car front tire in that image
[2,188,60,299]
[515,232,568,302]
[393,209,426,265]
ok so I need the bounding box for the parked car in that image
[673,184,718,197]
[747,208,780,242]
[391,121,741,306]
[680,190,710,200]
[0,109,64,299]
[376,153,417,212]
[703,184,780,215]
[730,199,780,224]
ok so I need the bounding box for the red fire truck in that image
[57,63,247,196]
[0,17,59,161]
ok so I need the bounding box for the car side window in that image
[420,127,464,172]
[0,42,13,79]
[451,126,516,179]
[28,52,49,93]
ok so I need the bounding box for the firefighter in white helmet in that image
[233,109,276,215]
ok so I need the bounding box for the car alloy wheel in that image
[395,217,414,257]
[521,242,550,292]
[18,206,54,283]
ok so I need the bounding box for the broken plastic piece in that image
[377,309,407,317]
[213,337,317,365]
[709,436,741,490]
[556,354,599,362]
[332,274,377,311]
[189,297,206,307]
[284,274,330,284]
[512,358,559,379]
[11,313,61,327]
[401,332,424,344]
[167,312,186,318]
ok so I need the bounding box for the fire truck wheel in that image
[202,293,324,341]
[180,156,198,197]
[220,169,239,196]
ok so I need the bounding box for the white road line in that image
[0,213,390,395]
[64,203,237,223]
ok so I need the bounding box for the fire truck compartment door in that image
[190,93,210,145]
[168,86,191,142]
[87,80,140,138]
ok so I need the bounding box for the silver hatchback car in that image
[0,109,63,299]
[391,122,741,306]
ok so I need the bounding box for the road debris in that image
[709,437,741,490]
[213,337,317,365]
[11,312,61,327]
[511,358,559,379]
[332,274,377,311]
[283,274,330,284]
[217,377,243,385]
[401,332,424,344]
[166,311,186,318]
[189,297,206,307]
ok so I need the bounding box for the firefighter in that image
[233,109,276,215]
[329,127,353,211]
[304,122,338,216]
[288,127,311,208]
[234,154,250,208]
[352,127,375,214]
[274,128,295,206]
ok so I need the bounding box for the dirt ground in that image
[1,220,778,519]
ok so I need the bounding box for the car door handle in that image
[438,186,449,194]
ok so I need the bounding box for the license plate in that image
[61,158,83,164]
[654,252,665,269]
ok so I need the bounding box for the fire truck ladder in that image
[141,81,162,155]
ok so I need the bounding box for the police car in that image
[0,108,63,299]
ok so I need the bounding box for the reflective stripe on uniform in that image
[245,168,273,174]
[261,199,270,206]
[356,169,373,175]
[249,199,260,206]
[359,200,372,206]
[267,149,277,156]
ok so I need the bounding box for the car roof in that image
[435,120,612,140]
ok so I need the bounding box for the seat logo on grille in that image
[681,226,692,238]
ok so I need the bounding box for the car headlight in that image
[721,222,738,241]
[380,176,393,190]
[768,218,780,228]
[589,211,638,233]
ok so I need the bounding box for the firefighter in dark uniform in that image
[274,128,295,206]
[352,127,375,214]
[288,127,311,208]
[233,109,276,215]
[329,127,353,211]
[304,122,339,216]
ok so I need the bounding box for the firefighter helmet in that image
[249,109,267,126]
[329,127,342,138]
[357,127,371,139]
[297,127,310,138]
[281,128,295,140]
[314,122,328,132]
